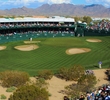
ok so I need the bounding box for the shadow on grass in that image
[93,65,99,68]
[85,64,99,70]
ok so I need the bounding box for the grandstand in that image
[0,16,76,43]
[0,16,110,43]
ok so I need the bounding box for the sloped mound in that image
[24,41,41,44]
[0,46,6,50]
[66,48,91,55]
[14,45,39,51]
[86,39,102,42]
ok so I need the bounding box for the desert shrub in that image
[65,74,97,99]
[65,83,81,99]
[68,65,85,81]
[77,74,97,92]
[57,67,69,80]
[6,86,16,92]
[0,94,7,99]
[48,93,52,96]
[57,65,85,81]
[9,85,49,100]
[36,78,49,89]
[0,70,29,87]
[38,70,53,80]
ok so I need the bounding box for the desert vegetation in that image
[56,66,97,99]
[57,65,85,81]
[0,66,99,100]
[0,70,29,87]
[9,85,49,100]
[37,70,53,80]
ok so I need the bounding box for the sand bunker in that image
[66,48,91,55]
[0,46,6,50]
[24,41,41,44]
[86,39,102,42]
[14,45,39,51]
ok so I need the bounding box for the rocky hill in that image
[0,3,110,17]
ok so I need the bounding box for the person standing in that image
[98,61,102,68]
[30,37,32,41]
[79,95,85,100]
[105,92,110,100]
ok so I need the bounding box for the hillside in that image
[0,3,110,17]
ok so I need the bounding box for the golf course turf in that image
[0,36,110,76]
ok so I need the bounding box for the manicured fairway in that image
[0,36,110,76]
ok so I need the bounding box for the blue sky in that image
[0,0,110,9]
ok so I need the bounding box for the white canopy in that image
[0,16,75,23]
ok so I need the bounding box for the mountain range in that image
[0,3,110,18]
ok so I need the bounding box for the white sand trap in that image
[66,48,91,55]
[0,46,6,50]
[24,41,41,44]
[14,45,39,51]
[86,39,102,42]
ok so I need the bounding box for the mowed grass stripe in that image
[0,36,110,75]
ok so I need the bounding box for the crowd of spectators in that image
[0,22,75,36]
[85,70,94,75]
[85,84,110,100]
[64,84,110,100]
[0,30,75,37]
[0,22,74,29]
[63,69,110,100]
[87,20,110,31]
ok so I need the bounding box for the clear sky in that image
[0,0,110,9]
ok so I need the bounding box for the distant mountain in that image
[0,3,110,17]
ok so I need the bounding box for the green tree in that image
[83,16,92,24]
[74,16,83,22]
[9,85,49,100]
[0,16,4,18]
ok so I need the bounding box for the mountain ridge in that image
[0,3,110,17]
